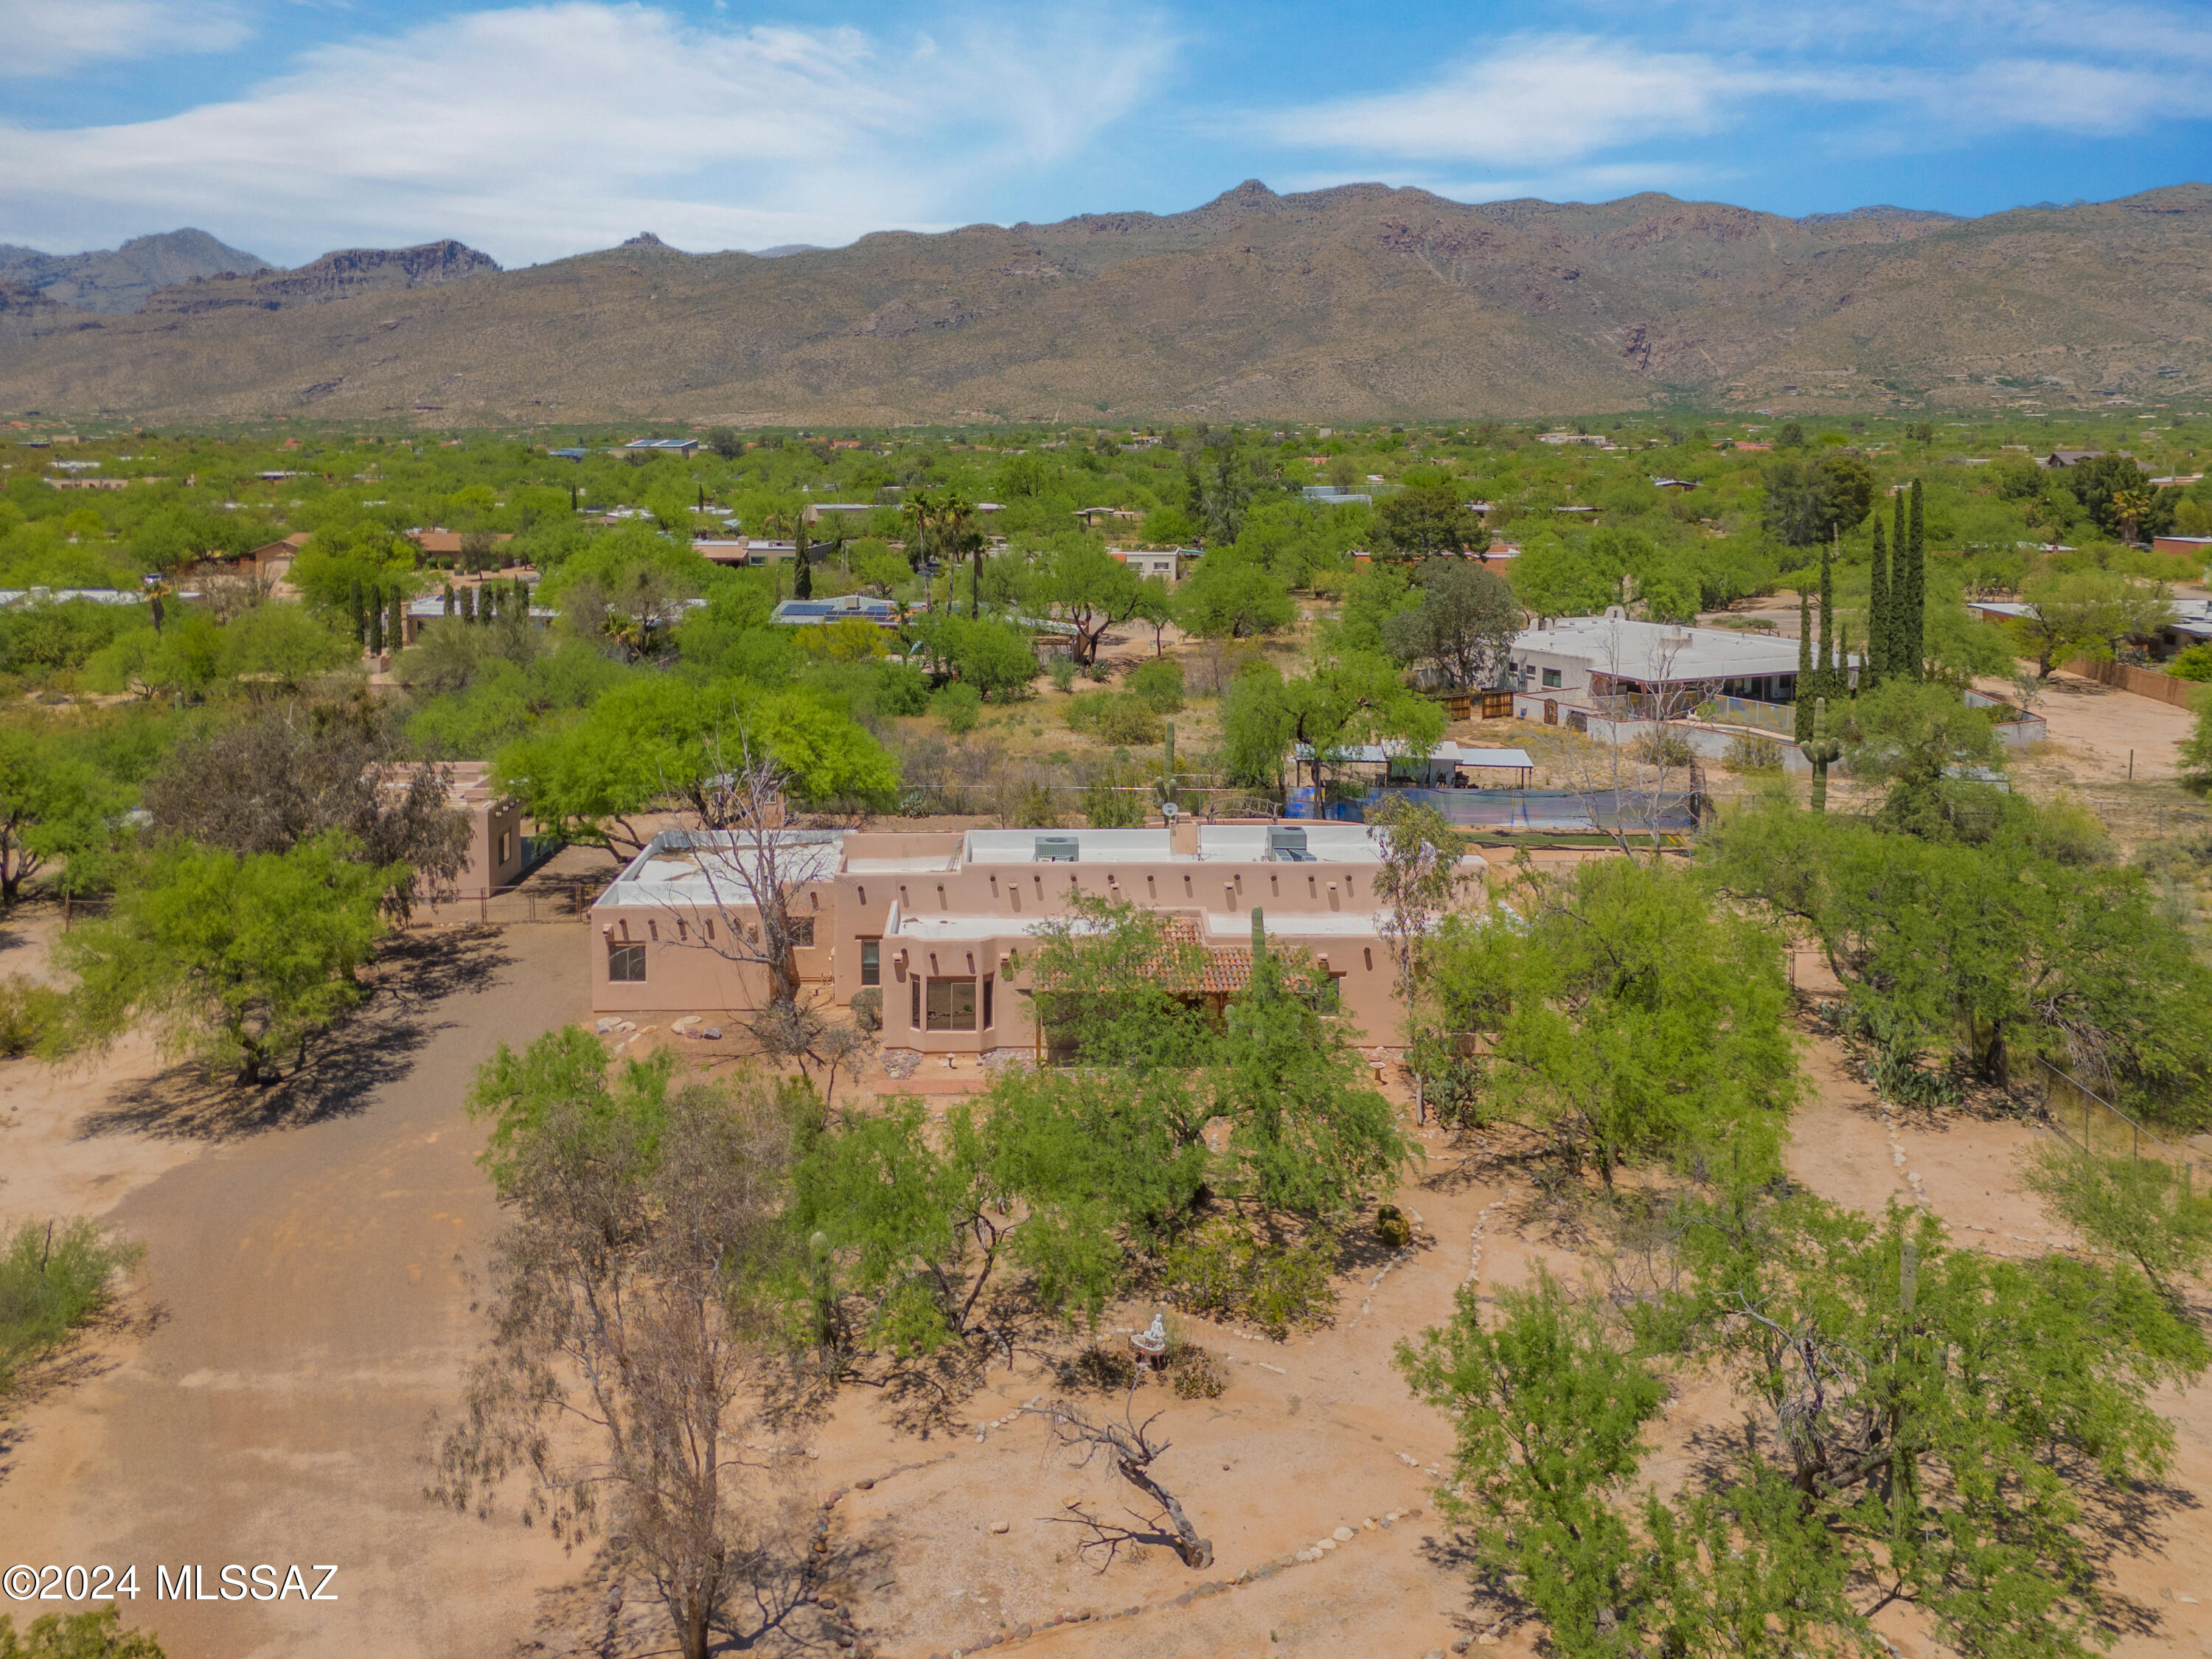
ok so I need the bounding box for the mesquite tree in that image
[441,1051,796,1659]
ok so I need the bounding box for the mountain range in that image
[2,181,2208,423]
[0,229,270,314]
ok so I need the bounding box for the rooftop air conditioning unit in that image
[1267,826,1314,862]
[1034,835,1081,862]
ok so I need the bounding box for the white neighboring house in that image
[1506,611,1820,725]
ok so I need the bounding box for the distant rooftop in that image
[1514,615,1808,680]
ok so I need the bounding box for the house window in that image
[1541,668,1562,689]
[789,917,815,947]
[498,830,514,865]
[860,940,880,987]
[926,977,978,1032]
[982,975,994,1030]
[608,942,646,982]
[911,975,922,1028]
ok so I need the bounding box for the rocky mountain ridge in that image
[4,181,2208,422]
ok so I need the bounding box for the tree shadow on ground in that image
[74,930,512,1143]
[0,1297,167,1492]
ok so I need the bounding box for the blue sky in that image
[3,0,2210,268]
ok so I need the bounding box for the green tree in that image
[2067,452,2160,540]
[1218,653,1444,793]
[220,602,356,689]
[1838,679,2006,839]
[440,1044,793,1659]
[58,830,397,1084]
[1428,857,1799,1183]
[0,1218,143,1395]
[1034,538,1144,665]
[2010,568,2174,678]
[1763,456,1874,546]
[1373,483,1490,560]
[1704,797,2212,1107]
[1173,551,1295,643]
[1380,559,1519,688]
[0,723,126,905]
[497,681,899,855]
[1510,537,1617,619]
[1400,1193,2209,1659]
[2023,1145,2212,1298]
[0,1607,168,1659]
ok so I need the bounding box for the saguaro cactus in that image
[1804,695,1843,814]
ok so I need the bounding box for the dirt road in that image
[0,925,588,1659]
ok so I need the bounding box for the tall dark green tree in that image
[1902,479,1927,679]
[349,577,367,646]
[793,547,813,599]
[367,585,386,654]
[1865,517,1890,688]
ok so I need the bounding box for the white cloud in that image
[1255,35,1733,168]
[0,1,1178,264]
[1254,12,2212,181]
[0,0,251,77]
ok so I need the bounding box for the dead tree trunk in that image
[1029,1396,1212,1570]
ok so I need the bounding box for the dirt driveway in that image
[0,925,589,1659]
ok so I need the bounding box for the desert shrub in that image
[1631,727,1696,768]
[1124,655,1185,713]
[0,1607,167,1658]
[1374,1204,1413,1249]
[1722,731,1783,773]
[1161,1223,1338,1337]
[0,1218,142,1392]
[860,662,931,717]
[849,988,882,1033]
[1166,1342,1226,1399]
[998,782,1060,828]
[2023,1145,2212,1295]
[1083,777,1147,827]
[0,975,65,1059]
[1060,1340,1137,1393]
[2168,643,2212,682]
[931,680,982,734]
[1066,691,1164,745]
[1047,654,1077,692]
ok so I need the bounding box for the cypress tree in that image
[795,546,813,599]
[349,577,366,645]
[1903,479,1926,680]
[442,582,455,619]
[368,586,386,654]
[463,584,477,625]
[1838,620,1851,698]
[1865,517,1889,688]
[1796,591,1814,744]
[389,588,406,651]
[1891,488,1910,679]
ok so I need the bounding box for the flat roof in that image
[1295,742,1534,768]
[961,824,1399,866]
[597,829,848,907]
[1513,616,1806,680]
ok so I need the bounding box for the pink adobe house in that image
[395,761,525,900]
[588,821,1491,1055]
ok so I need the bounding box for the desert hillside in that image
[3,180,2209,422]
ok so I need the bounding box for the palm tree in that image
[901,490,941,608]
[936,490,980,618]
